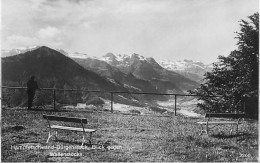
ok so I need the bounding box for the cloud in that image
[2,0,259,63]
[4,26,64,49]
[36,26,64,47]
[5,35,38,48]
[37,26,61,40]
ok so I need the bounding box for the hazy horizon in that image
[2,0,259,64]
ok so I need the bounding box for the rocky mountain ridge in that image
[2,47,212,77]
[1,47,211,83]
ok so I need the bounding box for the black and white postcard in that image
[1,0,259,162]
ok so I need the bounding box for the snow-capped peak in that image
[131,53,146,61]
[99,53,131,63]
[158,59,212,75]
[3,46,40,52]
[116,53,131,61]
[1,46,40,57]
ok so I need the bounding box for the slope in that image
[101,53,198,92]
[1,46,123,91]
[72,57,159,93]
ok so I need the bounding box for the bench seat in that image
[50,125,96,132]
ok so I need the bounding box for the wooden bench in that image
[43,114,96,145]
[197,113,244,135]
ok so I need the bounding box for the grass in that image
[1,106,259,162]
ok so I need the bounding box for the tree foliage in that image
[191,13,259,114]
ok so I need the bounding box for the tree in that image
[191,13,259,116]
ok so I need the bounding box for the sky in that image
[1,0,259,64]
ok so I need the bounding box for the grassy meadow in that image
[1,106,258,162]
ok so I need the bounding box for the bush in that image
[149,106,167,114]
[129,109,141,114]
[84,93,105,107]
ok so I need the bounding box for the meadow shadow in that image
[29,108,69,112]
[53,139,93,146]
[211,132,251,139]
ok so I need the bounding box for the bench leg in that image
[54,130,58,140]
[81,132,94,145]
[89,132,93,144]
[81,132,86,146]
[200,124,208,135]
[229,124,239,135]
[199,125,203,135]
[230,129,233,135]
[46,132,51,143]
[46,130,58,143]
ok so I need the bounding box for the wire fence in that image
[2,86,240,116]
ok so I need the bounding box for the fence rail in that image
[1,86,222,116]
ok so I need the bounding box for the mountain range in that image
[72,57,159,93]
[96,53,198,92]
[158,59,212,82]
[1,46,212,95]
[2,46,154,107]
[2,47,212,82]
[2,46,125,92]
[62,52,212,82]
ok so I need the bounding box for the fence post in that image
[53,89,56,110]
[110,92,113,113]
[76,90,79,105]
[175,95,177,116]
[243,100,246,113]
